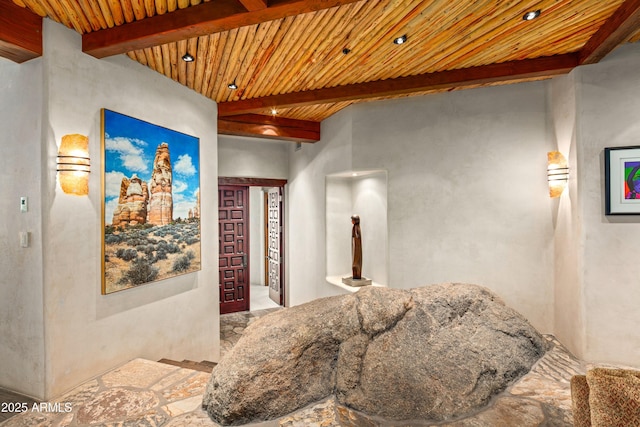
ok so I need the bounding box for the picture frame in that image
[605,145,640,215]
[101,109,201,294]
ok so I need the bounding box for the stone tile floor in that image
[1,308,590,427]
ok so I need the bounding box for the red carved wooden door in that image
[219,185,250,314]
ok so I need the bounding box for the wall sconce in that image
[57,134,90,196]
[547,151,568,198]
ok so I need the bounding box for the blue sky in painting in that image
[103,109,200,224]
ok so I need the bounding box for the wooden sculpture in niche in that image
[351,215,362,279]
[342,214,370,287]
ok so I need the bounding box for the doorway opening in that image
[218,177,286,315]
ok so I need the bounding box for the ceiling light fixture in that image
[523,9,541,21]
[271,108,278,116]
[182,53,194,62]
[393,35,407,45]
[228,81,238,90]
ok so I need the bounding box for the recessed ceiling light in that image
[393,35,407,45]
[182,53,194,62]
[228,81,238,90]
[271,108,278,116]
[522,9,541,21]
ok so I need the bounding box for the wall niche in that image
[326,170,388,290]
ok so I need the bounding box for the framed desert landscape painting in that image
[101,109,201,294]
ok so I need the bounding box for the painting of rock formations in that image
[101,109,200,294]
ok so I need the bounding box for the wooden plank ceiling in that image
[5,0,640,142]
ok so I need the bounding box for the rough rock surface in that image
[111,174,149,226]
[147,142,173,225]
[202,284,547,426]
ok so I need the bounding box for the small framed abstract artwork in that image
[605,146,640,215]
[101,109,201,294]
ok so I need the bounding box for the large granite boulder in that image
[203,283,547,425]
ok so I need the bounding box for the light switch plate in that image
[20,197,28,213]
[20,231,29,248]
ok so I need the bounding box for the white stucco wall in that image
[288,110,353,303]
[249,187,265,285]
[549,73,585,359]
[289,83,555,332]
[39,21,219,399]
[218,135,289,179]
[0,57,46,398]
[325,178,353,278]
[573,43,640,366]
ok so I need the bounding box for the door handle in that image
[243,254,248,268]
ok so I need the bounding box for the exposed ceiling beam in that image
[218,54,579,116]
[579,0,640,65]
[82,0,361,58]
[0,0,42,63]
[238,0,268,11]
[218,114,320,142]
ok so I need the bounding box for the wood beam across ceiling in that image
[218,54,579,117]
[218,114,320,142]
[82,0,361,58]
[579,0,640,65]
[0,0,42,63]
[238,0,268,11]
